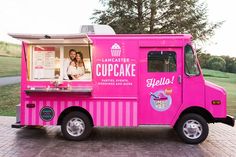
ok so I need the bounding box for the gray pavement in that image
[0,76,21,86]
[0,116,236,157]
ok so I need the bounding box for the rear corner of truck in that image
[11,104,23,128]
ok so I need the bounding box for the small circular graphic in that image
[40,106,54,121]
[150,90,172,112]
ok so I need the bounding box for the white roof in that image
[8,33,92,44]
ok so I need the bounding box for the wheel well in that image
[57,106,94,126]
[175,107,214,127]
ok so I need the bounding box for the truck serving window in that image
[184,45,200,76]
[148,51,176,72]
[28,45,92,81]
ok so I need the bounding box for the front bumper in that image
[214,115,235,127]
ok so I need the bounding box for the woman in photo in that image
[75,51,85,79]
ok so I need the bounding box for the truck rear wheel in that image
[176,113,209,144]
[61,111,92,141]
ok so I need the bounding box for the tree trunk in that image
[149,0,156,33]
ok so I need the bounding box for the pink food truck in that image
[10,28,234,144]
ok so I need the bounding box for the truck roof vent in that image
[80,25,116,35]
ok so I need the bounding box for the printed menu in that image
[33,47,55,79]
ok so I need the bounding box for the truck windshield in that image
[184,45,200,76]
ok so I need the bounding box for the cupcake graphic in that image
[111,43,121,57]
[150,91,172,111]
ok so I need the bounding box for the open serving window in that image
[9,34,93,82]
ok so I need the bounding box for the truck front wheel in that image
[61,111,92,141]
[176,113,209,144]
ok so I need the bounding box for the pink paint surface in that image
[19,34,228,127]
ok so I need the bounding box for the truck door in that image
[139,48,182,125]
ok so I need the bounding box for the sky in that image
[0,0,236,57]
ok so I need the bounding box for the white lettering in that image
[120,65,125,76]
[96,63,136,77]
[114,64,119,76]
[108,64,113,76]
[131,64,136,76]
[96,64,101,76]
[146,76,175,88]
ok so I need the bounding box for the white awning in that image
[8,33,92,45]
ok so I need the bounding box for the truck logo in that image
[111,43,121,57]
[40,106,54,121]
[150,90,172,111]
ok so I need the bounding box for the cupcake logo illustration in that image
[111,43,121,57]
[150,90,172,111]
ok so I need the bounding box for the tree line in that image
[198,53,236,73]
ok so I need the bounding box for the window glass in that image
[184,45,200,75]
[31,46,60,80]
[148,51,176,72]
[63,46,92,81]
[29,45,92,81]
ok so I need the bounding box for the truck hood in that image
[205,80,226,95]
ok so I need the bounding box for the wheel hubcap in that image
[183,119,202,139]
[66,118,85,137]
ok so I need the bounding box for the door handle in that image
[178,75,182,84]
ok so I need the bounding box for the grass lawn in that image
[203,69,236,117]
[0,83,20,116]
[0,41,21,57]
[0,56,21,77]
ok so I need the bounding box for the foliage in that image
[206,56,226,71]
[221,56,236,73]
[198,52,211,69]
[92,0,222,42]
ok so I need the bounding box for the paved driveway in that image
[0,116,236,157]
[0,76,20,86]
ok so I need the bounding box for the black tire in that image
[61,111,92,141]
[176,113,209,144]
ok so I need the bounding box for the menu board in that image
[33,47,55,79]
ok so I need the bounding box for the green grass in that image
[0,41,21,57]
[202,69,230,78]
[0,56,21,77]
[0,83,20,116]
[203,69,236,117]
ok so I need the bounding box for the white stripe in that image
[96,101,101,126]
[111,102,115,126]
[53,101,57,124]
[61,101,65,114]
[89,102,93,119]
[82,101,86,109]
[39,101,44,125]
[25,101,29,125]
[46,101,50,106]
[126,102,130,126]
[118,102,123,126]
[133,102,137,126]
[32,101,36,125]
[75,101,79,106]
[46,101,51,125]
[68,101,73,107]
[104,101,108,126]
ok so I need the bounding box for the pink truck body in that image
[10,33,234,143]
